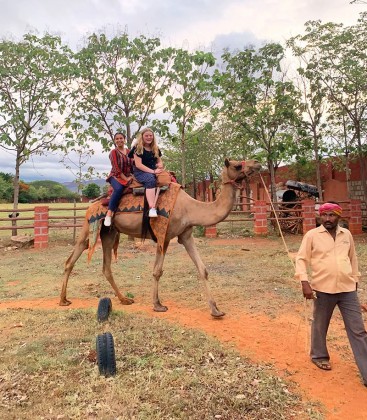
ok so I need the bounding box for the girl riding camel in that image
[128,128,164,218]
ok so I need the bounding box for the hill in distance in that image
[62,178,107,193]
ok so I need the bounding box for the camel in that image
[59,158,261,317]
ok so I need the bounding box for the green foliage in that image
[193,225,205,237]
[81,183,101,199]
[220,43,301,200]
[0,173,13,202]
[162,49,220,186]
[288,14,367,202]
[2,21,367,208]
[0,33,73,208]
[21,180,76,203]
[68,33,173,149]
[0,174,77,203]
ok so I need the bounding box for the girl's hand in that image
[154,168,163,174]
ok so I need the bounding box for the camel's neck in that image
[186,182,237,227]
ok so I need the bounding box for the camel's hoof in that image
[211,311,225,318]
[153,305,168,312]
[59,299,72,306]
[120,297,134,305]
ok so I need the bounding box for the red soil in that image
[1,295,366,419]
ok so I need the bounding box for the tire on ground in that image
[97,297,112,322]
[96,332,116,377]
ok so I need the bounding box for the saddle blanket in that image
[85,182,181,259]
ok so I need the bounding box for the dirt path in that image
[1,296,366,419]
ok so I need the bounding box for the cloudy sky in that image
[0,0,364,183]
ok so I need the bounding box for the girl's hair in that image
[113,132,126,145]
[135,128,160,158]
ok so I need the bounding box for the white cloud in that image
[1,0,361,49]
[0,0,363,182]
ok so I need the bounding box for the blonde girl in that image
[128,128,164,217]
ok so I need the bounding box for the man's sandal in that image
[312,359,331,371]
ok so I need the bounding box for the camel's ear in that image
[225,158,230,168]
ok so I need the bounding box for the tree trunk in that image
[126,122,132,147]
[345,155,351,197]
[209,172,216,201]
[11,154,21,236]
[244,179,251,212]
[180,129,186,189]
[355,126,367,206]
[342,114,351,198]
[193,174,197,199]
[268,160,278,205]
[313,129,323,201]
[202,178,206,202]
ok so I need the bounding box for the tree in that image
[0,173,13,202]
[161,49,220,188]
[67,33,173,151]
[82,183,101,199]
[220,43,301,202]
[17,180,77,203]
[0,33,71,231]
[18,183,39,203]
[285,49,330,200]
[60,147,95,198]
[289,16,367,205]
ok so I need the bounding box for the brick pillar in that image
[349,199,362,235]
[302,200,316,233]
[205,225,217,238]
[253,200,268,235]
[34,206,49,249]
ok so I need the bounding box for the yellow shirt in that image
[295,225,361,293]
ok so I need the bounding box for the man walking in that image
[295,202,367,386]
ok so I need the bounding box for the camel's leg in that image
[152,241,169,312]
[59,221,89,306]
[100,225,134,305]
[178,229,225,318]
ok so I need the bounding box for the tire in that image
[96,332,116,377]
[97,297,112,322]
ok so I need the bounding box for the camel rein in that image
[223,179,244,189]
[259,173,312,355]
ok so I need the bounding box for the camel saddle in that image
[86,182,181,259]
[129,169,173,191]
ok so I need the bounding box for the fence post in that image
[302,200,316,233]
[349,199,363,235]
[205,225,217,238]
[253,200,268,235]
[34,206,49,249]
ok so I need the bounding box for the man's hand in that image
[301,281,315,300]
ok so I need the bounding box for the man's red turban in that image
[319,203,342,216]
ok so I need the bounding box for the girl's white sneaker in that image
[149,208,158,218]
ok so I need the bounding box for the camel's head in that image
[223,158,262,183]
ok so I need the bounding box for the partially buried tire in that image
[97,297,112,322]
[96,332,116,377]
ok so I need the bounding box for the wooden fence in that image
[205,199,363,237]
[0,204,88,248]
[0,198,363,248]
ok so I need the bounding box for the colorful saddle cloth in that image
[85,182,181,259]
